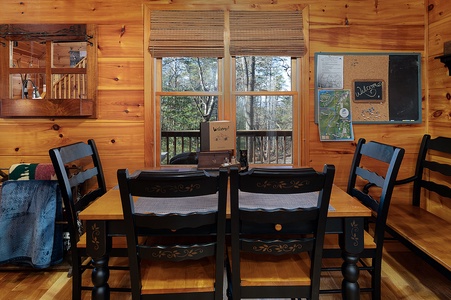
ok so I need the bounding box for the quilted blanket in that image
[8,163,56,180]
[0,180,63,268]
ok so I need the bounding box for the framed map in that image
[318,89,354,141]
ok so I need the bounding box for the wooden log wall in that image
[0,1,449,219]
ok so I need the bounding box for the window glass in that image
[53,42,87,68]
[236,95,293,164]
[162,57,218,92]
[235,56,291,91]
[235,56,293,164]
[161,96,218,131]
[10,41,46,68]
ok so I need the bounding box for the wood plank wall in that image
[425,0,451,222]
[0,0,449,219]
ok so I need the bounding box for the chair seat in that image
[228,247,312,287]
[140,256,216,294]
[323,232,377,250]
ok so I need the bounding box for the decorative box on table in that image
[197,150,233,170]
[200,120,235,152]
[198,121,236,170]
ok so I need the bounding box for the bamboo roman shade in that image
[149,10,224,57]
[229,11,305,57]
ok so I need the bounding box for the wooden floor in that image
[0,240,449,300]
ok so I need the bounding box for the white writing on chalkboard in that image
[355,82,382,98]
[354,81,383,101]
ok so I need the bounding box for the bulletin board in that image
[314,52,422,124]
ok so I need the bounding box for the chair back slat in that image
[58,142,94,163]
[238,167,326,194]
[355,167,386,188]
[428,136,451,154]
[360,140,399,164]
[127,170,219,197]
[68,166,99,188]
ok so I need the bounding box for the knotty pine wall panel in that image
[95,24,145,186]
[309,25,424,53]
[308,0,424,26]
[97,90,144,120]
[427,0,451,218]
[0,0,143,24]
[428,0,451,137]
[0,0,445,195]
[0,121,144,155]
[97,59,144,91]
[428,0,451,25]
[0,120,144,188]
[98,25,144,58]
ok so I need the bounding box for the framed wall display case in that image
[0,24,97,117]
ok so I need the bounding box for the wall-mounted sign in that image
[353,80,384,102]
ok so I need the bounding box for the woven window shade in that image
[149,10,224,58]
[230,11,305,57]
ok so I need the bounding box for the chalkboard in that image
[353,80,384,102]
[315,52,421,124]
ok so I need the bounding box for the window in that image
[0,24,97,117]
[145,5,308,167]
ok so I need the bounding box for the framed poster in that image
[318,89,354,141]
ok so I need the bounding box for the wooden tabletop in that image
[79,184,371,221]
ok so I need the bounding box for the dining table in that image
[79,171,371,300]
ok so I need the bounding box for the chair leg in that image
[71,252,83,300]
[372,257,382,300]
[72,270,82,300]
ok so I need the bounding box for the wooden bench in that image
[386,134,451,280]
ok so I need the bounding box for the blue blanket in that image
[0,180,63,268]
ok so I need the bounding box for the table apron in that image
[85,220,125,258]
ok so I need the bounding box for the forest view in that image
[161,56,293,164]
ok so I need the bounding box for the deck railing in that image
[161,129,292,165]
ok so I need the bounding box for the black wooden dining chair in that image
[227,165,335,300]
[49,140,130,300]
[320,138,405,300]
[117,168,228,300]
